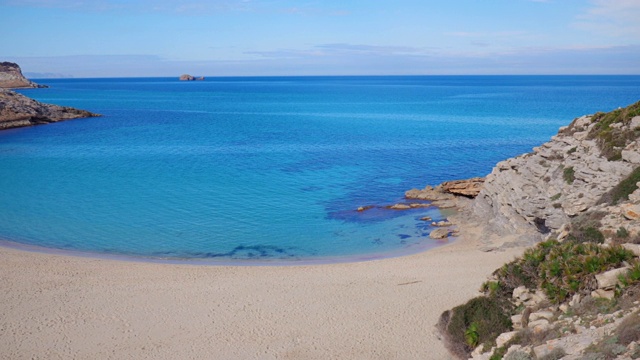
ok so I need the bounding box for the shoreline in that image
[0,211,525,359]
[0,233,453,267]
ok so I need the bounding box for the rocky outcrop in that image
[472,105,640,246]
[0,89,100,130]
[0,62,47,89]
[179,74,205,81]
[441,178,485,198]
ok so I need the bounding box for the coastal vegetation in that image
[587,100,640,161]
[600,166,640,205]
[440,100,640,359]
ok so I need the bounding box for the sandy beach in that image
[0,222,524,360]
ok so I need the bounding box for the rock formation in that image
[179,74,205,81]
[0,61,100,130]
[471,103,640,246]
[0,62,47,89]
[439,100,640,360]
[0,89,100,130]
[441,178,485,197]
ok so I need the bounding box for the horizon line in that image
[26,73,640,80]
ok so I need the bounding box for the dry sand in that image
[0,225,523,360]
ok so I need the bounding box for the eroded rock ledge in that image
[0,89,101,130]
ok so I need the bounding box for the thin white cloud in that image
[574,0,640,38]
[245,43,434,59]
[0,0,256,14]
[444,31,528,38]
[7,44,640,76]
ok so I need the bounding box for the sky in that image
[1,0,639,77]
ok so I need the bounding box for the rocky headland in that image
[0,62,48,89]
[0,62,100,130]
[431,100,640,360]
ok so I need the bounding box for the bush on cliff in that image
[588,100,640,161]
[484,240,635,304]
[438,296,513,359]
[600,166,640,205]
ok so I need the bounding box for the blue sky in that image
[1,0,639,77]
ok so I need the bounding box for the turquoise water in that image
[1,76,639,262]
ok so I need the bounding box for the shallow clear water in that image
[1,76,639,262]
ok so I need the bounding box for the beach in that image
[0,222,523,360]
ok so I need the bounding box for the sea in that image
[1,76,639,264]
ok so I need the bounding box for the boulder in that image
[387,204,411,210]
[513,286,529,300]
[405,186,454,201]
[529,311,554,322]
[440,177,485,198]
[409,203,431,208]
[496,331,518,348]
[431,220,452,227]
[591,289,615,300]
[429,228,449,239]
[629,185,640,202]
[622,243,640,257]
[356,205,374,212]
[528,319,550,333]
[595,267,630,289]
[622,204,640,220]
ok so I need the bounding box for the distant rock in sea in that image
[0,61,100,130]
[179,74,205,81]
[0,62,48,89]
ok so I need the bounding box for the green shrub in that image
[587,101,640,161]
[550,193,561,201]
[563,166,575,184]
[489,346,507,360]
[485,240,634,304]
[619,262,640,288]
[438,297,513,358]
[600,166,640,205]
[567,147,577,154]
[617,227,630,239]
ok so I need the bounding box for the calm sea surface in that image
[1,76,639,263]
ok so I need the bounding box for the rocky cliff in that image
[0,62,100,130]
[0,62,47,89]
[0,89,100,130]
[438,101,640,360]
[472,101,640,247]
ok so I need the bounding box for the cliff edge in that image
[438,101,640,360]
[0,62,100,130]
[0,89,101,130]
[0,62,47,89]
[471,101,640,248]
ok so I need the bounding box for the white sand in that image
[0,227,523,359]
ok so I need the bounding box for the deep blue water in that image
[1,76,639,262]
